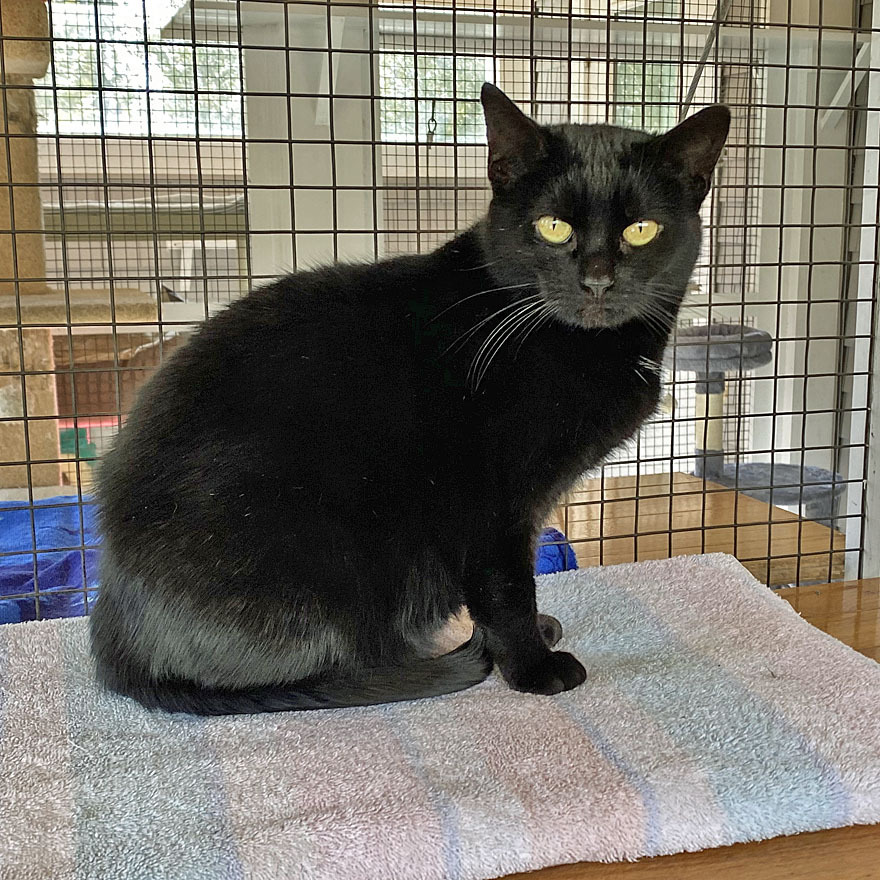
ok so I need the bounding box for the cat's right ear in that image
[653,105,731,205]
[481,83,546,188]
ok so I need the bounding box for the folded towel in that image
[1,553,878,880]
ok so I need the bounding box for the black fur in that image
[91,86,729,714]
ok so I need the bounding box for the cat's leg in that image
[465,538,585,696]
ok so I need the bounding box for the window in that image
[36,0,242,137]
[379,53,493,143]
[615,0,681,20]
[614,62,679,131]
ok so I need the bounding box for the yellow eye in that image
[535,216,574,245]
[622,219,662,247]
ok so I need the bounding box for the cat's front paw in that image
[502,651,586,696]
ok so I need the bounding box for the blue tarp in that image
[0,497,576,623]
[534,526,578,575]
[0,497,100,623]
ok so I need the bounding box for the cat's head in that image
[479,83,730,330]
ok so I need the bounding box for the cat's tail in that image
[102,629,493,716]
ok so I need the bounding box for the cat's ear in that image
[653,105,730,203]
[481,83,546,187]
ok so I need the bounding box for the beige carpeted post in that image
[0,1,157,490]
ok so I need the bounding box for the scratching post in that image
[0,0,158,490]
[670,324,845,527]
[693,369,726,481]
[673,323,772,482]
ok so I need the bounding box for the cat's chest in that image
[514,340,661,431]
[538,362,659,459]
[488,341,664,502]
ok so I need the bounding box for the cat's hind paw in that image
[536,613,563,647]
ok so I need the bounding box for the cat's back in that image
[99,251,451,526]
[132,252,437,428]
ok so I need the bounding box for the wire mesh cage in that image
[0,0,877,621]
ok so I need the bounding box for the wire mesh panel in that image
[0,0,877,622]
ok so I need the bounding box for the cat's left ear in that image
[481,83,546,188]
[653,105,731,203]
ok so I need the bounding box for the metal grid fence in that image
[0,0,877,621]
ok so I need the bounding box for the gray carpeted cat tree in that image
[669,323,844,526]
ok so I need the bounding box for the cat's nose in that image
[581,274,614,298]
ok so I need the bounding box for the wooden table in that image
[549,472,845,587]
[500,578,880,880]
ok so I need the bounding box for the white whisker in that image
[469,300,544,392]
[458,257,506,272]
[637,355,663,373]
[429,282,536,324]
[513,304,554,359]
[441,294,542,358]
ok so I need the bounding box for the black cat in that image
[91,84,729,714]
